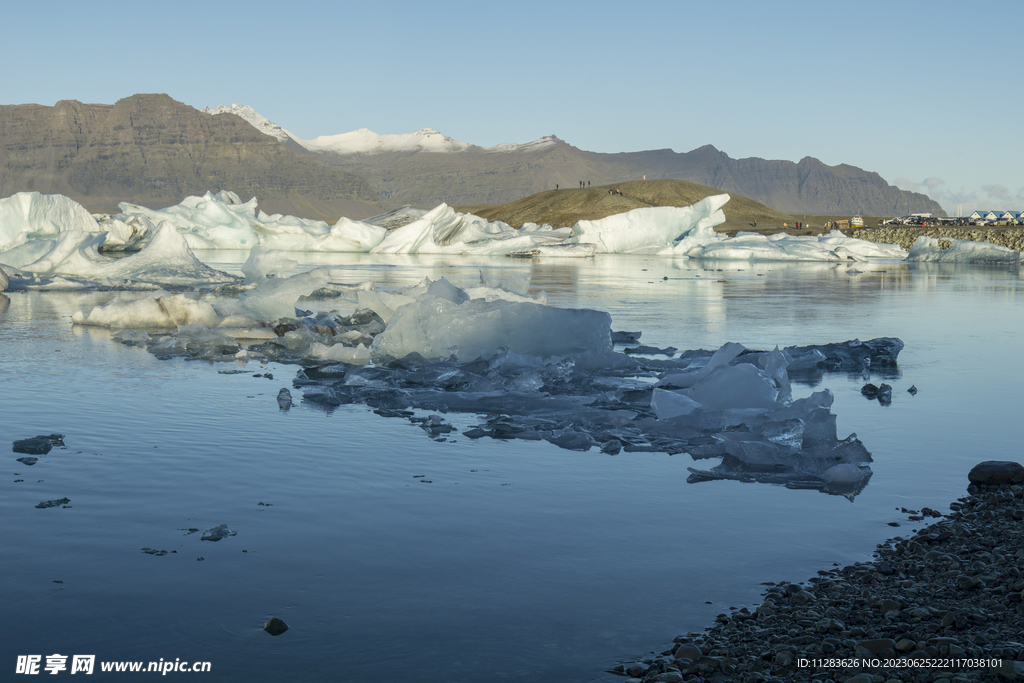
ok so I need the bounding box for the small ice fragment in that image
[651,388,701,420]
[822,463,868,484]
[201,524,237,541]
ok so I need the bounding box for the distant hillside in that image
[316,137,943,218]
[0,94,380,220]
[457,179,796,234]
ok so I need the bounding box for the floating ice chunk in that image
[762,346,792,404]
[423,277,470,304]
[659,341,746,388]
[307,342,372,363]
[73,291,222,328]
[822,463,869,484]
[93,213,154,251]
[241,246,300,284]
[651,388,702,419]
[355,289,417,323]
[818,230,906,259]
[120,191,261,250]
[0,239,57,269]
[217,268,330,321]
[111,329,152,345]
[689,363,780,412]
[314,217,387,252]
[568,195,729,253]
[908,235,1023,263]
[479,270,531,296]
[0,192,99,251]
[19,222,238,286]
[370,289,612,362]
[148,324,240,359]
[370,204,525,255]
[677,229,908,262]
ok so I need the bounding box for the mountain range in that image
[207,103,942,217]
[0,94,943,221]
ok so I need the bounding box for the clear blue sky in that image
[4,0,1020,214]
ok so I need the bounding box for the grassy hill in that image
[456,179,797,234]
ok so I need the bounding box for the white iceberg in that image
[569,195,729,254]
[0,192,100,252]
[117,190,386,253]
[908,235,1023,263]
[679,229,908,261]
[19,222,239,286]
[369,279,612,362]
[72,291,222,328]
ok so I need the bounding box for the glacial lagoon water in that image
[2,254,1023,681]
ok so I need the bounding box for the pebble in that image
[614,462,1024,682]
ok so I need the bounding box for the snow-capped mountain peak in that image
[301,127,472,155]
[202,104,560,156]
[201,104,301,145]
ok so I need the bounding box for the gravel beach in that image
[613,462,1024,683]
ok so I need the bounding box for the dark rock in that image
[35,497,70,509]
[276,388,292,410]
[968,461,1024,486]
[907,385,918,395]
[13,434,64,455]
[263,617,288,636]
[16,457,38,466]
[673,643,702,660]
[860,383,879,398]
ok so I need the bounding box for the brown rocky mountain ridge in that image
[0,93,943,222]
[314,138,944,218]
[0,94,380,220]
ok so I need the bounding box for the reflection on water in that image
[1,254,1023,682]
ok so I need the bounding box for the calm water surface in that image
[2,254,1022,681]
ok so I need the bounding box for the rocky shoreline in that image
[612,462,1024,683]
[851,227,1024,253]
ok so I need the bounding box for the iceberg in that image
[679,229,908,261]
[568,195,729,253]
[369,278,612,362]
[908,235,1023,263]
[117,190,386,252]
[18,223,239,287]
[1,189,916,265]
[0,192,100,252]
